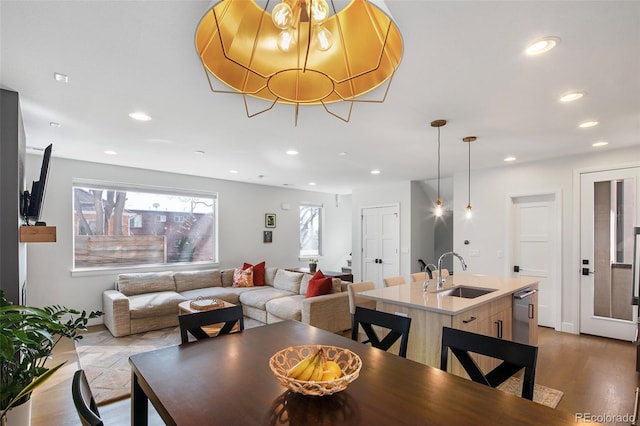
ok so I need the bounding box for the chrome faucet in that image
[436,252,467,290]
[422,263,437,291]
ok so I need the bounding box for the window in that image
[73,181,217,269]
[299,204,322,258]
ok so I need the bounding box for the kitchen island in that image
[357,274,540,371]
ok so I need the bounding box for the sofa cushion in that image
[221,268,235,287]
[264,267,278,286]
[331,278,343,293]
[299,273,313,295]
[272,269,303,293]
[117,271,176,296]
[239,286,294,310]
[128,291,186,319]
[306,276,333,298]
[266,294,304,321]
[243,261,266,286]
[233,267,254,287]
[173,269,222,293]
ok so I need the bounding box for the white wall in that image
[24,156,352,320]
[451,146,640,333]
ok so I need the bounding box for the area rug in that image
[75,318,264,405]
[496,376,564,408]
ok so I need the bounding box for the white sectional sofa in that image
[102,267,351,337]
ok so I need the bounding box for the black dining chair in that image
[351,306,412,358]
[179,304,245,344]
[440,326,539,400]
[72,369,103,426]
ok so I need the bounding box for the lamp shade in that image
[195,0,403,118]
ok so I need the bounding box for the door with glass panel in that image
[580,167,640,340]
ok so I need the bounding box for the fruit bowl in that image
[269,345,362,396]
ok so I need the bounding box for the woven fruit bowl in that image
[269,345,362,396]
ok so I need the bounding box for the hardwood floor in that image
[31,326,639,425]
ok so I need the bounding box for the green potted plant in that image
[308,259,318,273]
[0,290,102,425]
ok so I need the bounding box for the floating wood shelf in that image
[20,226,57,243]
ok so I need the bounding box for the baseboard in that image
[561,321,578,334]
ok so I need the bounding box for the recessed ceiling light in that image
[194,150,205,155]
[49,122,61,128]
[128,111,152,121]
[338,152,348,156]
[504,156,517,162]
[592,141,609,147]
[525,37,560,56]
[579,121,599,128]
[53,72,68,83]
[229,170,239,174]
[104,150,117,155]
[308,182,317,186]
[559,92,584,103]
[286,150,299,156]
[370,169,381,175]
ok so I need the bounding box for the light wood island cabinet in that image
[358,274,539,377]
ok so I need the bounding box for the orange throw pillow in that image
[233,267,254,287]
[305,270,332,298]
[243,261,265,286]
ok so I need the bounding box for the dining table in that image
[129,320,580,425]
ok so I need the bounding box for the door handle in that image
[581,267,595,276]
[495,319,503,338]
[462,316,476,324]
[528,303,534,319]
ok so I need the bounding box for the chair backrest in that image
[72,370,103,426]
[411,272,428,283]
[440,327,538,400]
[383,275,406,287]
[347,281,376,315]
[179,304,244,344]
[351,306,412,358]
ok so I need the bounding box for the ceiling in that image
[1,1,639,195]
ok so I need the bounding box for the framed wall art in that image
[263,230,273,243]
[265,213,276,228]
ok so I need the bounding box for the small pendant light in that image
[462,136,477,219]
[431,119,447,217]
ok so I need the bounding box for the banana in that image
[296,351,320,381]
[287,353,315,379]
[309,349,325,382]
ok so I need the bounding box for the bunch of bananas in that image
[286,348,343,382]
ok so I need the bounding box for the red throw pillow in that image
[305,275,332,298]
[243,261,265,286]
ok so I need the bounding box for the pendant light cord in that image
[437,126,441,200]
[468,140,471,206]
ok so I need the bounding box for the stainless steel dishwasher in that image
[513,288,538,344]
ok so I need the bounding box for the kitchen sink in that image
[436,286,497,299]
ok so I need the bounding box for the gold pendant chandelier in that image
[195,0,403,125]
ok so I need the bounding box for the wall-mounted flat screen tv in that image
[22,143,52,225]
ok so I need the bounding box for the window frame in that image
[71,178,218,272]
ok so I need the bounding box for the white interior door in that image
[361,205,399,287]
[511,195,558,329]
[580,167,639,340]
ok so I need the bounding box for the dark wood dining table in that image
[129,320,579,425]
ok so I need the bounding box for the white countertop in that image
[357,273,540,315]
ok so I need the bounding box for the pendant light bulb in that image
[435,199,443,217]
[272,2,294,30]
[314,25,333,51]
[466,204,473,219]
